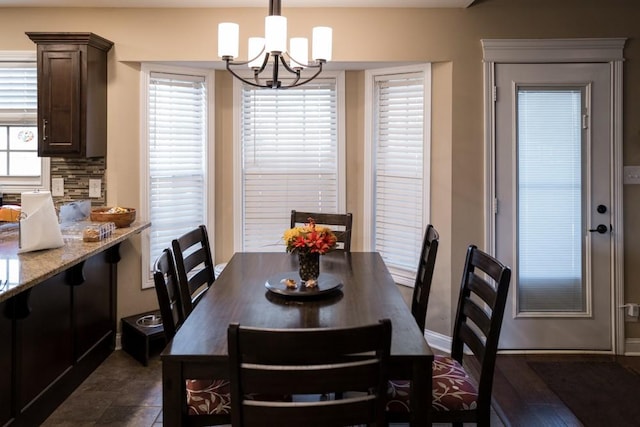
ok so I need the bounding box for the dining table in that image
[161,251,433,426]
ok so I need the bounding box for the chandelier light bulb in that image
[289,37,308,69]
[265,15,287,54]
[312,26,333,62]
[218,22,239,59]
[248,37,266,68]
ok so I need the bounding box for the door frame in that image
[481,38,626,354]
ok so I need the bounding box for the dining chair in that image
[152,248,231,426]
[290,210,353,252]
[410,224,439,335]
[171,224,215,318]
[228,319,392,427]
[386,244,511,427]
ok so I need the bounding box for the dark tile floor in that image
[43,351,164,426]
[42,349,504,426]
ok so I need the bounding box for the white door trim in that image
[481,38,626,354]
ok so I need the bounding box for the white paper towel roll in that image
[21,190,53,217]
[19,190,64,253]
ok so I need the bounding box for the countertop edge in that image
[0,221,151,303]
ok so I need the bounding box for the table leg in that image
[162,359,183,426]
[410,358,431,426]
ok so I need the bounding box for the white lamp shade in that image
[218,22,239,59]
[289,37,308,68]
[265,15,287,54]
[248,37,266,68]
[312,26,332,61]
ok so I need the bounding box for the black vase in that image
[298,252,320,281]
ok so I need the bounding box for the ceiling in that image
[0,0,474,8]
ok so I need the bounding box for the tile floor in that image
[43,351,163,426]
[43,349,504,426]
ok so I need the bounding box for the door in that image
[495,63,612,350]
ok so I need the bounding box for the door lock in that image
[588,224,610,234]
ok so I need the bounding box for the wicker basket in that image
[90,207,136,228]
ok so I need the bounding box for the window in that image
[364,65,431,286]
[0,52,50,192]
[234,73,345,252]
[140,64,214,288]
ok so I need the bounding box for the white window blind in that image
[0,60,46,189]
[147,71,207,271]
[517,88,584,312]
[0,64,37,112]
[241,79,340,252]
[372,72,427,285]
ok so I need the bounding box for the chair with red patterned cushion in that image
[386,244,511,426]
[152,249,231,426]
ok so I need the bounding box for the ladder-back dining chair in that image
[152,248,231,426]
[228,319,392,427]
[411,224,439,335]
[386,245,511,426]
[290,210,353,252]
[172,224,215,318]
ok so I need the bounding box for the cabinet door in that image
[0,300,12,426]
[16,275,72,411]
[39,49,81,156]
[74,252,114,360]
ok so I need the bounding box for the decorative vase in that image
[298,252,320,281]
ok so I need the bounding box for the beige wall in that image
[1,0,639,340]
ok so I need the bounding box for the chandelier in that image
[217,0,332,89]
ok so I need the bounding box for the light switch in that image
[51,178,64,197]
[89,179,101,198]
[624,166,640,185]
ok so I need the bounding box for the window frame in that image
[364,64,432,286]
[0,51,50,193]
[232,71,346,252]
[139,63,215,289]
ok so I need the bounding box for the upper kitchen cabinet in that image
[26,32,113,158]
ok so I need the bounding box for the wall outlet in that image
[89,179,101,198]
[51,178,64,197]
[624,166,640,185]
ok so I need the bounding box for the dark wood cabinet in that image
[26,32,113,158]
[74,252,114,361]
[0,300,12,427]
[16,275,73,411]
[2,246,119,426]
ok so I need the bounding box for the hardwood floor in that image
[491,353,640,427]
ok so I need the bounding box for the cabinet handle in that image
[43,119,48,141]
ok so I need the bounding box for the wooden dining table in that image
[161,251,433,426]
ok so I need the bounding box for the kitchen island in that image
[0,220,150,427]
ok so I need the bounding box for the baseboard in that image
[624,338,640,355]
[424,329,452,353]
[115,332,122,350]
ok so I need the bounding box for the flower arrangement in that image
[283,218,337,255]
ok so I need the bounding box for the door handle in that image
[588,224,609,234]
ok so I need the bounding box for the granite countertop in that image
[0,220,151,303]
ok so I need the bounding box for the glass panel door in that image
[517,88,585,313]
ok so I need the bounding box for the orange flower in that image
[283,218,337,255]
